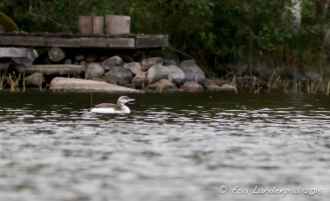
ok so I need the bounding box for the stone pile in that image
[0,49,237,93]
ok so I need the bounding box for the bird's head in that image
[117,96,135,104]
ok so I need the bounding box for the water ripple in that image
[0,93,329,201]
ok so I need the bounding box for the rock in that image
[181,81,204,93]
[25,72,44,87]
[124,62,143,75]
[17,64,84,75]
[147,79,177,93]
[85,55,97,63]
[85,63,104,79]
[180,60,206,83]
[206,83,223,92]
[64,59,72,64]
[0,48,38,68]
[280,67,306,81]
[50,77,142,93]
[104,66,133,86]
[0,48,34,58]
[214,84,238,93]
[166,65,186,85]
[132,72,147,89]
[253,63,274,80]
[205,79,237,92]
[48,47,65,62]
[226,64,248,76]
[164,59,177,66]
[102,56,123,70]
[147,64,186,85]
[206,79,227,86]
[306,71,322,81]
[75,55,85,62]
[141,57,163,71]
[147,64,169,83]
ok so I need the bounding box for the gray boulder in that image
[104,66,133,86]
[306,71,322,81]
[164,59,177,66]
[25,72,44,87]
[166,65,186,85]
[0,48,38,68]
[147,79,177,93]
[147,64,169,83]
[102,56,123,70]
[181,81,204,93]
[124,62,143,75]
[147,64,186,85]
[85,55,97,63]
[85,63,104,79]
[141,57,163,71]
[50,77,142,93]
[64,59,72,64]
[75,55,85,62]
[180,60,206,83]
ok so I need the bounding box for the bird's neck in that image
[120,104,130,113]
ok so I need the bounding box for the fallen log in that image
[50,77,143,93]
[16,64,84,75]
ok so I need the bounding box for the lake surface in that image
[0,92,329,201]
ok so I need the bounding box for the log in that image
[17,64,84,75]
[50,77,143,93]
[105,15,131,35]
[79,16,93,34]
[48,47,65,62]
[92,16,104,34]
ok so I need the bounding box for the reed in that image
[22,73,26,92]
[7,73,21,92]
[235,73,330,96]
[0,73,5,90]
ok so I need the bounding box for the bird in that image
[90,96,135,114]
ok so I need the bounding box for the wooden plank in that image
[0,35,46,47]
[135,35,169,48]
[0,33,168,49]
[0,35,134,48]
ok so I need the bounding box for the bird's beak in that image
[127,98,135,103]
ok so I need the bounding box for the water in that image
[0,92,329,201]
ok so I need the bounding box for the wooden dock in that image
[0,32,169,49]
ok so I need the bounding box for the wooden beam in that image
[0,33,168,49]
[135,35,169,49]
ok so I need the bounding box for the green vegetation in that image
[0,12,18,31]
[1,0,330,76]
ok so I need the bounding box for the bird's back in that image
[94,103,117,108]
